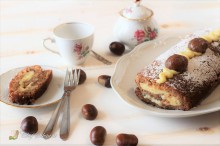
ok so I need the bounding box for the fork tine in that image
[73,68,78,86]
[64,68,69,86]
[69,68,74,86]
[76,69,81,85]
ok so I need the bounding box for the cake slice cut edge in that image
[135,74,192,110]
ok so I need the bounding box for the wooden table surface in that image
[0,0,220,145]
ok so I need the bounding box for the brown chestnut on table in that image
[98,75,111,88]
[188,38,209,53]
[81,104,98,120]
[165,54,188,73]
[90,126,107,146]
[21,116,38,134]
[109,42,125,56]
[116,133,138,146]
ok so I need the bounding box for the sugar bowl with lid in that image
[114,0,159,49]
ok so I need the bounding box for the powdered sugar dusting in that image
[141,29,220,93]
[156,29,211,62]
[169,49,220,93]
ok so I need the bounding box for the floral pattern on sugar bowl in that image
[73,43,90,60]
[133,27,158,45]
[114,0,159,49]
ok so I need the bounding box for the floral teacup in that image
[43,22,94,66]
[114,0,158,49]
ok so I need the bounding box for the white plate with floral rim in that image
[111,36,220,118]
[0,66,65,108]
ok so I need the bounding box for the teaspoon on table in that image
[90,50,112,65]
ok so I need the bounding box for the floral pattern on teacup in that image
[73,43,90,60]
[133,27,158,45]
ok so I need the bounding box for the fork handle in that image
[42,95,65,139]
[60,94,70,140]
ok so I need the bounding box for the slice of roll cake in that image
[135,29,220,111]
[9,65,52,105]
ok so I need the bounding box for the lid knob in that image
[134,0,142,6]
[121,0,153,20]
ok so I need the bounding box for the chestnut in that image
[72,69,87,85]
[109,42,125,56]
[116,133,138,146]
[98,75,111,88]
[188,38,208,53]
[165,54,188,73]
[90,126,107,146]
[21,116,38,134]
[81,104,98,120]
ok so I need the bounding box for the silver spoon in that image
[90,50,112,65]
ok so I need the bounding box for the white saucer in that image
[0,66,64,108]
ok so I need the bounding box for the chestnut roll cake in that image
[135,29,220,110]
[9,65,52,105]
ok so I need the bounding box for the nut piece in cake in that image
[9,65,52,105]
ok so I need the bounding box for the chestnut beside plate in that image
[111,35,220,118]
[0,66,65,108]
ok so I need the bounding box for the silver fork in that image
[42,68,80,139]
[60,68,80,140]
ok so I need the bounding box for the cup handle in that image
[43,37,59,55]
